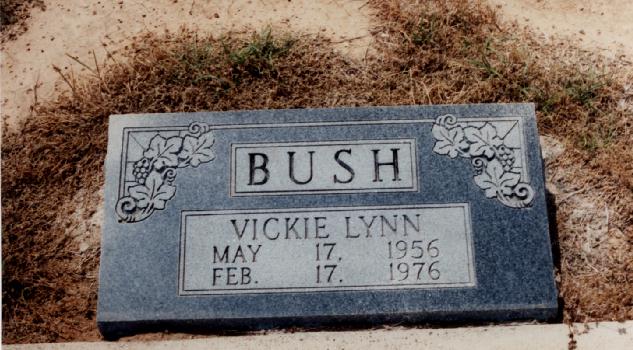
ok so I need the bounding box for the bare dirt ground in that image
[1,0,631,345]
[488,0,633,61]
[1,0,373,130]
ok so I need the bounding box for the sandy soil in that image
[1,0,373,130]
[487,0,633,60]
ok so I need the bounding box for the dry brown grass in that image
[2,0,632,344]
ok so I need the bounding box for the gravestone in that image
[98,104,558,339]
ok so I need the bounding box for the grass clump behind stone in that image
[2,0,632,343]
[373,1,630,156]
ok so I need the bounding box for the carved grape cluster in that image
[132,158,152,184]
[496,145,516,172]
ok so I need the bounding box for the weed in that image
[226,28,294,80]
[413,14,440,46]
[564,73,604,109]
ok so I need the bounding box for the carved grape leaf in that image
[473,159,520,198]
[117,122,217,223]
[463,123,502,158]
[128,172,176,210]
[143,135,183,170]
[179,132,215,167]
[431,115,534,208]
[432,123,468,158]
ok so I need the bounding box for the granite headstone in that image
[98,103,558,338]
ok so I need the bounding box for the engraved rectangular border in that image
[178,203,476,296]
[229,139,419,197]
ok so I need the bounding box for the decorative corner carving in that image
[431,114,534,208]
[116,122,216,223]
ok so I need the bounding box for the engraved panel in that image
[179,204,475,295]
[231,139,418,196]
